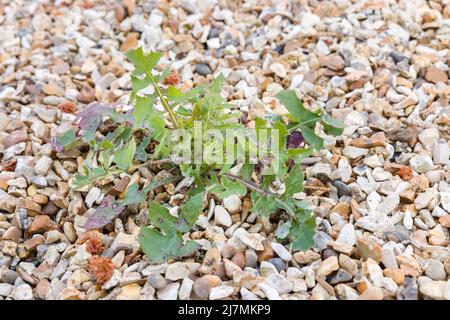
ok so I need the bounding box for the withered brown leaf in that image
[88,256,115,284]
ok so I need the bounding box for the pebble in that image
[317,256,339,277]
[165,262,190,281]
[409,155,434,173]
[156,282,180,300]
[270,242,292,261]
[425,260,446,281]
[214,205,232,227]
[222,194,242,214]
[34,156,53,175]
[195,63,212,76]
[11,284,33,300]
[209,285,234,300]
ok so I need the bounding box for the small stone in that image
[264,273,293,294]
[409,155,434,173]
[357,287,384,300]
[342,146,369,159]
[383,269,405,285]
[110,232,139,253]
[414,191,435,209]
[77,85,95,103]
[336,224,356,246]
[381,246,398,269]
[3,130,28,149]
[34,156,53,175]
[439,215,450,228]
[11,284,33,300]
[425,260,446,281]
[419,281,444,300]
[147,273,167,290]
[209,285,234,300]
[425,67,448,84]
[270,242,292,261]
[26,215,53,236]
[339,254,358,276]
[222,194,241,214]
[234,228,264,251]
[179,277,194,300]
[433,142,449,165]
[319,55,345,70]
[387,127,418,147]
[194,63,212,76]
[85,187,101,208]
[329,269,353,285]
[0,283,13,297]
[165,262,189,281]
[2,226,21,243]
[43,84,65,97]
[294,250,321,264]
[193,275,221,299]
[257,282,281,300]
[317,256,339,277]
[117,283,141,300]
[214,205,232,227]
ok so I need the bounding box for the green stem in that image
[147,72,179,129]
[288,117,321,132]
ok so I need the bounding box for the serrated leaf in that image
[180,191,205,226]
[140,227,199,264]
[84,196,125,230]
[120,183,147,206]
[140,202,199,263]
[146,112,166,141]
[126,48,161,76]
[250,191,278,218]
[130,75,152,103]
[298,124,323,150]
[133,95,155,128]
[135,135,151,162]
[322,113,345,129]
[323,123,344,136]
[282,164,304,200]
[113,137,136,170]
[276,90,320,126]
[211,176,247,199]
[120,175,182,207]
[287,146,314,161]
[289,209,316,251]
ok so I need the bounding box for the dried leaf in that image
[88,256,115,284]
[86,236,105,255]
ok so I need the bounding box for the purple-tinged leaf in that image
[84,196,125,230]
[286,131,304,149]
[51,129,77,152]
[77,103,114,139]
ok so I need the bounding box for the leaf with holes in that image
[84,196,125,230]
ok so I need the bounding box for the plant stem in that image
[142,158,174,166]
[288,117,321,132]
[147,72,179,129]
